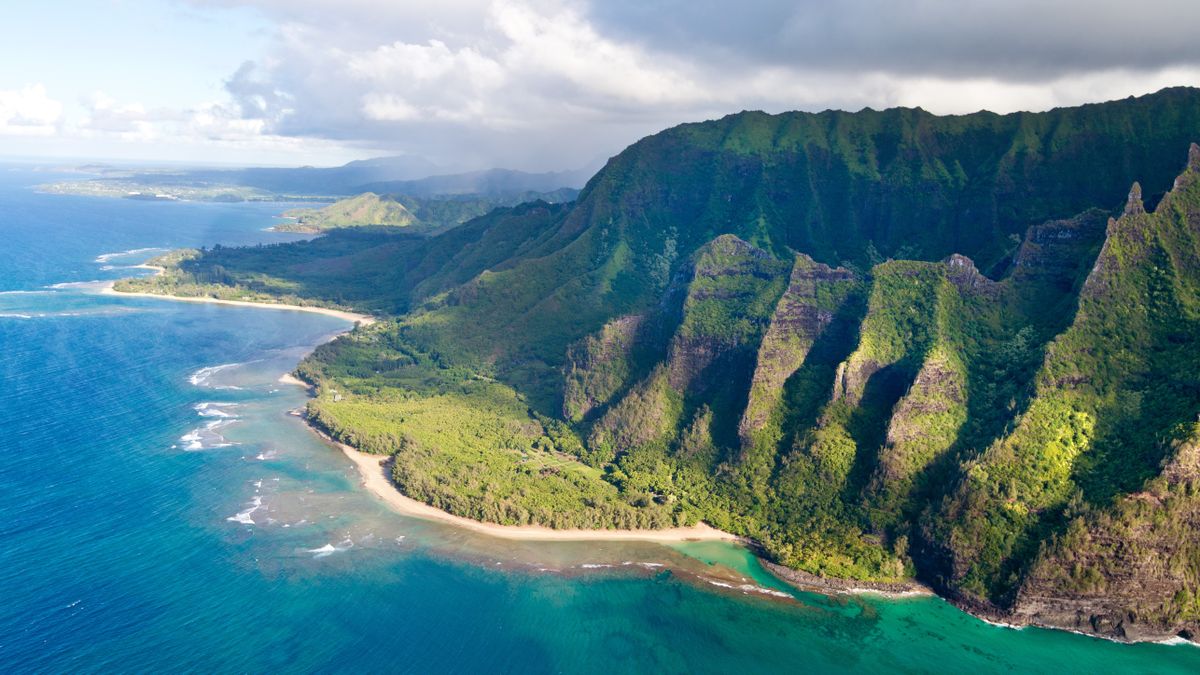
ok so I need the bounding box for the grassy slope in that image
[280,193,420,232]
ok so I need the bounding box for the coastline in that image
[759,560,932,599]
[338,441,739,543]
[103,282,376,326]
[106,279,1195,644]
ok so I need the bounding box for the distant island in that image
[37,179,302,203]
[116,87,1200,644]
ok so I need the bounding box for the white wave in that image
[179,417,240,451]
[180,430,204,451]
[307,538,354,558]
[94,247,163,263]
[226,496,264,525]
[46,280,107,289]
[0,290,48,295]
[255,450,279,461]
[194,401,240,418]
[188,363,244,387]
[579,563,613,569]
[703,580,793,598]
[0,313,33,319]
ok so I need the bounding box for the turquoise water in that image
[1,166,1197,673]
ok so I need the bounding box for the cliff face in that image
[737,255,857,456]
[587,235,789,463]
[562,314,649,423]
[924,145,1200,635]
[1012,428,1200,642]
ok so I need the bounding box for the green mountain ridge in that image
[118,88,1200,642]
[278,190,581,234]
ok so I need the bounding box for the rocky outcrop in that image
[562,314,647,422]
[1124,181,1145,216]
[738,255,854,445]
[1011,429,1200,642]
[926,145,1200,622]
[830,261,949,406]
[761,560,932,596]
[589,235,788,458]
[943,254,995,295]
[666,235,788,393]
[1006,210,1108,294]
[863,346,967,525]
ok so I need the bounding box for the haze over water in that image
[1,166,1196,672]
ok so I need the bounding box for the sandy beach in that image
[278,372,310,387]
[103,282,376,326]
[339,443,738,542]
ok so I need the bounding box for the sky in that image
[3,0,1200,170]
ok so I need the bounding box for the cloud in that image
[185,0,1200,170]
[586,0,1200,81]
[18,1,1200,167]
[0,85,63,136]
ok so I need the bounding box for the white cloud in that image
[13,1,1200,167]
[193,0,1200,170]
[0,85,63,136]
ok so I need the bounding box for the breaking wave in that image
[94,247,164,264]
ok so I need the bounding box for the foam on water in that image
[94,247,164,264]
[188,363,244,387]
[226,495,264,525]
[46,280,107,289]
[306,538,354,558]
[195,402,240,418]
[179,405,241,450]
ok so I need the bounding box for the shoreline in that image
[113,279,1191,644]
[103,282,376,326]
[337,441,739,543]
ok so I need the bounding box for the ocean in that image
[1,165,1196,673]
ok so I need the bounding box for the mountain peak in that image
[1124,182,1145,216]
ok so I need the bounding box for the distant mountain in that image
[122,155,442,196]
[279,193,420,232]
[277,188,580,234]
[43,157,593,203]
[359,166,596,198]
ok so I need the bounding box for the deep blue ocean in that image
[1,165,1197,673]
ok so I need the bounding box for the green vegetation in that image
[280,193,419,232]
[118,89,1200,635]
[299,323,683,528]
[278,190,576,234]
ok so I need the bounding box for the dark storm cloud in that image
[586,0,1200,81]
